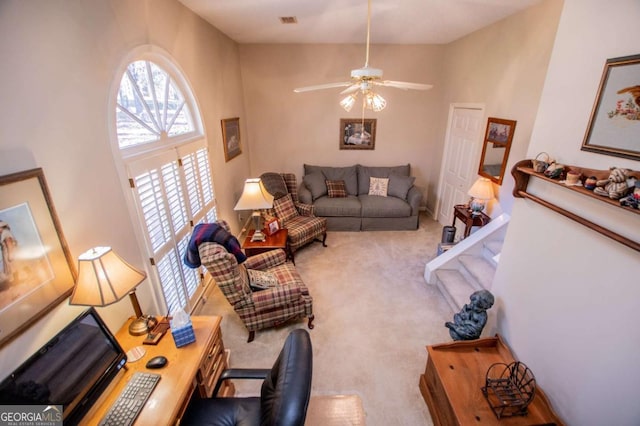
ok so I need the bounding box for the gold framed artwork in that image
[340,118,376,150]
[221,117,242,162]
[478,117,516,185]
[581,54,640,160]
[0,168,76,346]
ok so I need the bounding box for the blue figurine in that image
[445,290,495,341]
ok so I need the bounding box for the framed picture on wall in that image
[221,117,242,162]
[340,118,376,150]
[581,54,640,160]
[0,168,76,347]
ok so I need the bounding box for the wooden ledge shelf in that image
[511,159,640,252]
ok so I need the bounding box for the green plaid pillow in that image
[273,193,298,222]
[326,180,347,198]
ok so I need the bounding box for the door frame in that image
[433,103,485,221]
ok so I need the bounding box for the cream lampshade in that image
[234,178,274,242]
[468,177,494,216]
[70,246,152,336]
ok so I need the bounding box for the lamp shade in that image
[340,94,357,112]
[233,178,274,211]
[69,246,146,307]
[365,91,387,112]
[468,177,494,201]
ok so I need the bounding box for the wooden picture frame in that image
[0,168,76,347]
[581,54,640,160]
[478,117,516,185]
[265,218,280,236]
[340,118,376,150]
[221,117,242,162]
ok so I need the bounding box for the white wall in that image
[490,1,640,424]
[0,0,250,377]
[441,0,563,216]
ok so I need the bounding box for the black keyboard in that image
[99,372,161,426]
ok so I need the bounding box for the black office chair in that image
[181,329,313,426]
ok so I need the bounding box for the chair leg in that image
[247,330,255,342]
[313,232,327,247]
[307,315,315,330]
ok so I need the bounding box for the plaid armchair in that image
[198,222,314,342]
[260,172,327,260]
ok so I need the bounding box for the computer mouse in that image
[146,355,168,369]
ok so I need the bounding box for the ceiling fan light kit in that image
[293,0,432,112]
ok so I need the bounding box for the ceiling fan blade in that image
[293,82,352,93]
[339,83,362,95]
[378,80,434,91]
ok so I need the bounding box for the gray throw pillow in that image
[388,174,415,200]
[303,172,328,200]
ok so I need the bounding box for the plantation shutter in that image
[126,140,216,312]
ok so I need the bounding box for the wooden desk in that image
[419,335,564,426]
[452,204,490,238]
[82,316,232,426]
[243,229,293,263]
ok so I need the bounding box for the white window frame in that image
[108,46,216,314]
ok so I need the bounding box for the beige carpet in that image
[196,214,453,425]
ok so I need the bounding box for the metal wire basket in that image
[481,361,536,419]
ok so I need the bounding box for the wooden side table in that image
[453,204,491,238]
[242,229,293,263]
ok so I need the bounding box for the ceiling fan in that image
[293,0,433,112]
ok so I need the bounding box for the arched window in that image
[113,51,216,313]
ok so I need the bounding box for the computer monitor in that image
[0,308,127,425]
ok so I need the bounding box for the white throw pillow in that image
[247,269,279,290]
[368,177,389,197]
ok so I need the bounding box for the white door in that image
[436,105,484,228]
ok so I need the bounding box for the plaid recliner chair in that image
[198,222,314,342]
[260,172,327,261]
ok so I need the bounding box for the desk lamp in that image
[234,178,274,242]
[69,246,152,336]
[468,177,494,216]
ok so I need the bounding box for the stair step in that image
[459,255,496,290]
[484,240,503,257]
[435,269,477,312]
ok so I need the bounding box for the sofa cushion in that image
[273,193,298,222]
[368,177,389,197]
[302,172,327,200]
[304,164,358,195]
[359,194,412,217]
[312,195,361,217]
[388,174,416,200]
[357,164,410,195]
[326,180,347,198]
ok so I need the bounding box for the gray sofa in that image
[298,164,422,231]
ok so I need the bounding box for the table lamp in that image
[468,177,494,216]
[234,178,274,242]
[69,246,153,336]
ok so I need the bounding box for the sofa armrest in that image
[407,185,423,215]
[298,183,312,205]
[296,202,315,217]
[244,249,287,270]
